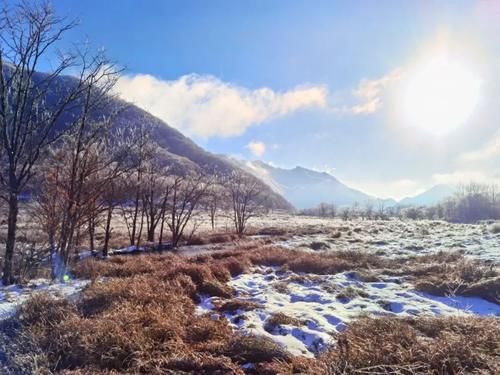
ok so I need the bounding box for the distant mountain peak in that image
[229,159,382,209]
[398,184,456,206]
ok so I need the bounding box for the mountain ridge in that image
[16,67,293,210]
[229,159,455,209]
[227,158,397,209]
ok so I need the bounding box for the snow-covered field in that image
[273,218,500,264]
[196,216,500,357]
[1,214,498,359]
[0,278,89,321]
[199,265,500,357]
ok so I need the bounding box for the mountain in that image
[100,102,293,210]
[227,160,394,210]
[398,184,456,206]
[10,66,292,210]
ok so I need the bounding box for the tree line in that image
[0,1,266,284]
[301,183,500,224]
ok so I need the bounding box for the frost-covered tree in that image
[0,1,118,284]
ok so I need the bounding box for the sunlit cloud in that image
[113,73,327,138]
[246,141,266,157]
[431,171,492,185]
[349,69,403,114]
[460,131,500,162]
[343,178,424,200]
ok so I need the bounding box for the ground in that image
[0,214,499,374]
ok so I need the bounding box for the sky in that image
[31,0,500,199]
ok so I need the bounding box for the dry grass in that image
[186,232,241,246]
[224,335,291,364]
[215,298,263,314]
[264,312,305,333]
[398,252,500,303]
[2,245,499,374]
[319,316,500,374]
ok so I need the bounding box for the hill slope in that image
[109,104,292,210]
[18,67,292,210]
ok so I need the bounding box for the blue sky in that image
[38,1,500,198]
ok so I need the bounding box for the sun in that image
[403,56,481,137]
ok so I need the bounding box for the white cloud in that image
[346,69,403,115]
[113,73,327,138]
[431,170,494,185]
[344,177,425,200]
[246,141,266,157]
[460,131,500,162]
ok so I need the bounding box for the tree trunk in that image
[147,226,155,243]
[158,215,165,251]
[88,217,95,253]
[210,209,215,231]
[136,211,144,248]
[2,191,19,285]
[102,206,113,257]
[49,231,57,280]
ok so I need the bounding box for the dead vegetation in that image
[1,245,499,374]
[215,299,263,314]
[319,316,500,374]
[264,312,305,333]
[395,252,500,303]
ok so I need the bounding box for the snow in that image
[0,278,89,321]
[199,266,500,357]
[275,219,500,264]
[109,245,145,255]
[2,214,498,360]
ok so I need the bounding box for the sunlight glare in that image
[403,56,481,136]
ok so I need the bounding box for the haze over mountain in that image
[226,159,398,209]
[228,159,456,210]
[398,184,456,207]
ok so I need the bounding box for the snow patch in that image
[199,266,500,357]
[0,278,89,321]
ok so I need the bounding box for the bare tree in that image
[142,155,170,243]
[100,178,124,257]
[226,171,265,235]
[119,123,154,247]
[33,109,134,279]
[340,207,350,221]
[376,201,386,220]
[203,176,227,231]
[0,2,118,284]
[363,201,374,220]
[166,173,209,248]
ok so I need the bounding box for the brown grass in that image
[2,245,499,374]
[224,335,291,364]
[398,252,500,303]
[215,298,263,314]
[319,316,500,374]
[264,312,304,333]
[186,232,240,246]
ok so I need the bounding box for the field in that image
[0,213,499,374]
